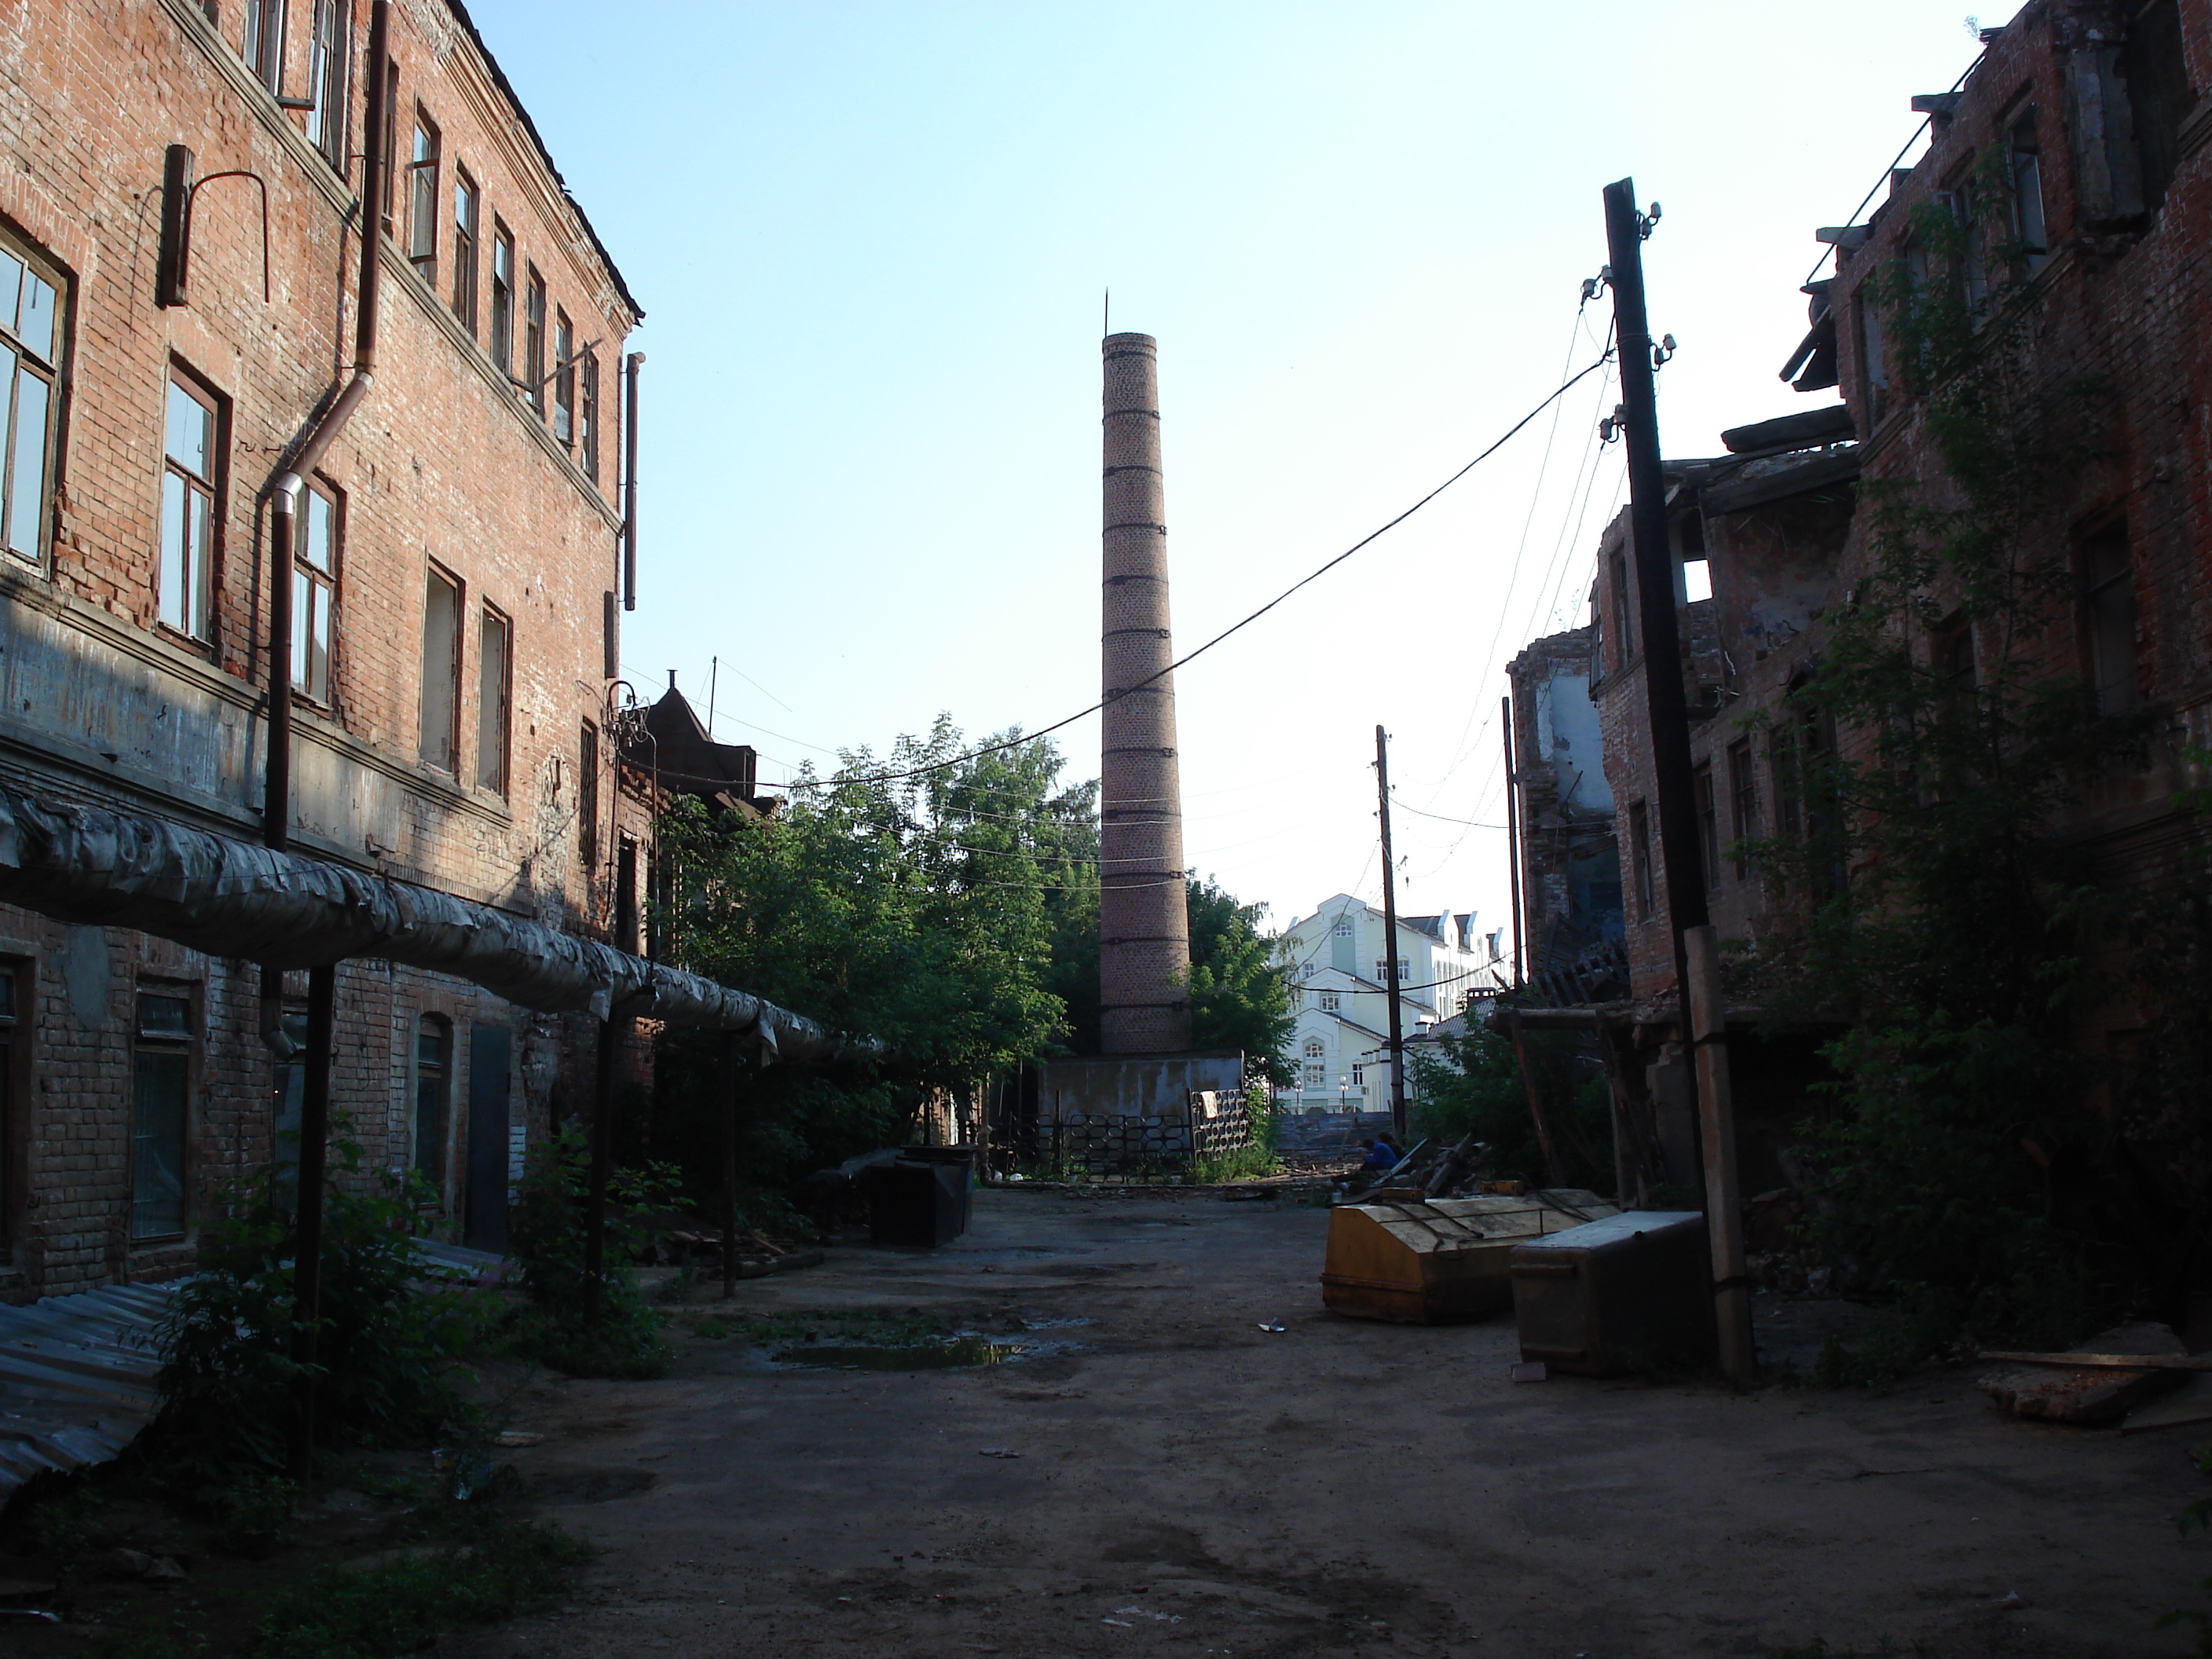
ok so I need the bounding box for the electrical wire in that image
[795,350,1616,792]
[1800,58,1977,288]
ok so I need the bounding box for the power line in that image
[806,349,1616,790]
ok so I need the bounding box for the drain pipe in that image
[279,0,389,1482]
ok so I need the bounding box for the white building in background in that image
[1273,895,1500,1115]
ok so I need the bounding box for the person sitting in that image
[1360,1137,1400,1171]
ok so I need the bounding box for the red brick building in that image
[1533,0,2207,1191]
[0,0,654,1297]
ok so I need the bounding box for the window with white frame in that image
[0,236,60,566]
[1331,917,1353,939]
[1300,961,1315,980]
[160,373,218,639]
[1301,1038,1325,1090]
[1350,1064,1364,1087]
[1375,957,1409,983]
[291,481,337,701]
[1319,991,1339,1013]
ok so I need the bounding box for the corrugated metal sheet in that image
[0,1282,179,1503]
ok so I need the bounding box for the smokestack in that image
[1099,332,1192,1054]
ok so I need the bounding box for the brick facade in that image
[0,0,652,1297]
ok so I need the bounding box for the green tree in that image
[1184,877,1295,1086]
[1406,1027,1612,1192]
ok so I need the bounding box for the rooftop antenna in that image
[1103,287,1109,338]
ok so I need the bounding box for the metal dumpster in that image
[867,1159,968,1247]
[1509,1210,1713,1375]
[1320,1189,1617,1324]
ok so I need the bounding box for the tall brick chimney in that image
[1099,332,1193,1054]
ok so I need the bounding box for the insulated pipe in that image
[1098,333,1192,1054]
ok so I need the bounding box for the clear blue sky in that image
[474,0,2020,954]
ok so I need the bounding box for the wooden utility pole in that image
[1603,176,1752,1386]
[1374,725,1408,1141]
[1500,696,1526,990]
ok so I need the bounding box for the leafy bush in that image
[152,1126,489,1487]
[1408,1026,1613,1192]
[504,1122,675,1379]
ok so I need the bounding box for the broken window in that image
[304,0,349,168]
[451,167,478,335]
[1628,801,1654,921]
[524,266,547,417]
[2078,518,2141,713]
[578,720,600,874]
[0,236,60,567]
[291,479,338,702]
[2007,105,2049,269]
[2123,0,2190,217]
[408,115,440,286]
[1727,738,1756,880]
[419,565,461,771]
[413,1014,450,1188]
[552,309,575,446]
[132,993,192,1241]
[489,223,515,377]
[241,0,285,93]
[1695,762,1720,888]
[160,372,219,641]
[1610,549,1635,668]
[476,603,511,796]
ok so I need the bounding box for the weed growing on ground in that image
[1186,1144,1279,1185]
[254,1507,586,1659]
[2158,1446,2212,1654]
[101,1613,212,1659]
[204,1470,298,1558]
[504,1123,678,1379]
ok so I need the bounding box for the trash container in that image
[867,1159,968,1247]
[898,1145,977,1232]
[1320,1190,1617,1324]
[1509,1210,1713,1375]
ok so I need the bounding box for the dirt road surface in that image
[469,1188,2210,1658]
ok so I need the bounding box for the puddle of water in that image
[771,1336,1031,1372]
[1018,1316,1093,1331]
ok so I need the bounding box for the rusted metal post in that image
[1374,726,1408,1141]
[287,962,335,1479]
[584,1012,621,1328]
[1686,925,1754,1385]
[721,1031,740,1301]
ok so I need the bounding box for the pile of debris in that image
[1977,1323,2212,1433]
[1337,1133,1520,1204]
[646,1229,823,1281]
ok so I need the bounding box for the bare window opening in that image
[413,1014,450,1187]
[450,168,478,335]
[524,268,546,416]
[1727,738,1756,880]
[2009,106,2049,267]
[304,0,348,167]
[419,566,460,771]
[2079,520,2141,713]
[1628,800,1654,921]
[489,223,514,376]
[552,309,575,445]
[1680,558,1712,603]
[1855,286,1888,419]
[476,604,511,796]
[1694,761,1721,888]
[580,350,600,483]
[161,373,218,640]
[408,115,440,286]
[133,992,192,1241]
[0,238,60,566]
[2125,0,2190,216]
[241,0,285,93]
[1610,549,1635,666]
[291,480,338,701]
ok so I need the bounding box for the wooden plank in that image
[1976,1350,2212,1372]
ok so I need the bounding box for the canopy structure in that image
[0,785,851,1061]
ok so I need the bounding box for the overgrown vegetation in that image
[151,1126,487,1491]
[1407,1025,1613,1192]
[1739,163,2208,1342]
[504,1122,676,1379]
[646,720,1292,1203]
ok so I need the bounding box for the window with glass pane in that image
[451,169,478,334]
[304,0,349,165]
[419,566,460,770]
[489,225,514,376]
[241,0,286,92]
[408,115,440,284]
[414,1016,450,1184]
[0,239,60,566]
[477,606,511,794]
[524,269,546,416]
[291,483,337,701]
[578,720,599,872]
[161,376,217,639]
[133,994,192,1240]
[552,311,574,445]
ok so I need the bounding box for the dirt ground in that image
[394,1185,2212,1659]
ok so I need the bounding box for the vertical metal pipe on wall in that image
[622,353,643,612]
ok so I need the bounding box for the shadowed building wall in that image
[1098,333,1192,1053]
